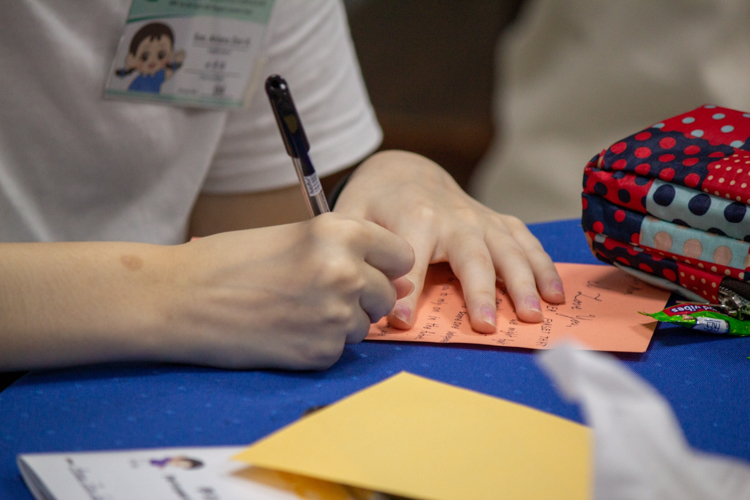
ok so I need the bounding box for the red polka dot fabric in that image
[702,150,750,203]
[582,105,750,304]
[583,166,652,213]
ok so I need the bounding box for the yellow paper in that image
[234,372,592,500]
[232,467,367,499]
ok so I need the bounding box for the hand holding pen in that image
[263,73,561,335]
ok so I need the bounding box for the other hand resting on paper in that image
[335,150,565,332]
[0,215,413,371]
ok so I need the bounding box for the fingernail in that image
[480,304,496,327]
[525,295,542,312]
[404,279,415,296]
[552,280,564,294]
[393,305,412,325]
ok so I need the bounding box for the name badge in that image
[104,0,275,108]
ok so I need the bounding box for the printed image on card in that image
[104,0,275,108]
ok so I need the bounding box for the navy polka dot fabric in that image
[688,194,711,216]
[653,184,675,206]
[582,105,750,303]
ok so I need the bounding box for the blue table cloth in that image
[1,219,748,499]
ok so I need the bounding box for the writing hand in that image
[334,151,565,333]
[171,213,414,369]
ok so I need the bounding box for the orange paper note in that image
[368,263,670,353]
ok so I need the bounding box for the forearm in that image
[0,215,414,372]
[0,242,179,371]
[188,168,357,237]
[189,185,309,237]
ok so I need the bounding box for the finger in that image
[504,219,565,304]
[359,264,399,324]
[312,214,414,280]
[345,308,376,344]
[386,230,435,329]
[445,232,498,334]
[485,227,545,323]
[358,219,415,280]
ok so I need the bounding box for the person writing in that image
[0,0,564,372]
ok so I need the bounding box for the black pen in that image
[265,75,330,217]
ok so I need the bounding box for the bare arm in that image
[189,169,354,236]
[189,184,309,235]
[0,212,413,372]
[0,241,178,370]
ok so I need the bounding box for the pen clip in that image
[265,75,310,160]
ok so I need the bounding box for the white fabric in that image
[538,343,750,500]
[0,0,381,244]
[470,0,750,223]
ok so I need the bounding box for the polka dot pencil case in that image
[582,105,750,307]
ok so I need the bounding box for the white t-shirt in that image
[0,0,381,243]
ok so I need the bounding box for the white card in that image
[18,446,380,500]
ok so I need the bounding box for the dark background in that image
[344,0,524,190]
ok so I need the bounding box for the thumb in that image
[393,276,415,300]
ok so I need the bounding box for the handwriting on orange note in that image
[367,263,670,353]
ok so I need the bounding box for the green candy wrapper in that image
[640,303,750,336]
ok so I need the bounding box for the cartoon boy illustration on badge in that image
[148,455,204,470]
[116,22,185,94]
